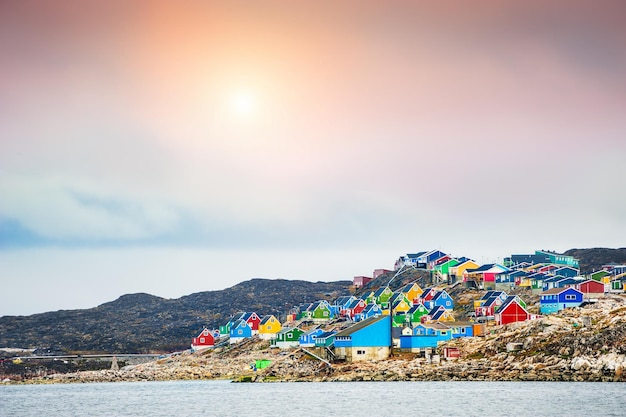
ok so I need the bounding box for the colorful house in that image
[333,316,391,361]
[356,303,382,322]
[554,266,579,278]
[233,312,261,334]
[299,328,324,348]
[353,276,373,288]
[191,328,215,352]
[425,306,455,322]
[305,300,333,322]
[229,319,252,344]
[449,260,480,283]
[447,322,474,338]
[464,264,509,290]
[314,331,336,348]
[399,322,453,351]
[433,258,461,283]
[540,287,584,314]
[407,303,430,325]
[474,292,506,317]
[391,294,412,315]
[373,286,394,308]
[273,327,306,349]
[346,298,367,320]
[333,296,356,317]
[494,296,530,325]
[258,315,282,340]
[400,282,423,304]
[430,290,454,310]
[575,279,606,297]
[589,270,611,284]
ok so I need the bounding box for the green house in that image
[434,258,460,276]
[219,322,231,336]
[373,286,394,308]
[392,313,409,327]
[305,300,333,321]
[590,270,611,282]
[272,327,305,349]
[407,303,429,325]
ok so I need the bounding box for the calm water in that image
[1,380,624,417]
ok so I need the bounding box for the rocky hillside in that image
[564,247,626,274]
[0,279,351,353]
[21,294,626,384]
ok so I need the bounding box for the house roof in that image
[408,304,427,314]
[401,283,419,293]
[362,303,380,313]
[316,331,336,340]
[334,315,388,338]
[231,319,248,329]
[417,322,450,330]
[542,287,582,295]
[498,296,527,312]
[346,299,364,309]
[374,287,392,297]
[259,315,275,325]
[335,296,354,306]
[407,252,427,258]
[431,290,450,301]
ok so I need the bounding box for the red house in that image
[373,269,392,279]
[234,312,261,332]
[191,328,215,351]
[346,298,367,319]
[494,296,529,325]
[575,280,606,297]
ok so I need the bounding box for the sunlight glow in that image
[230,91,255,117]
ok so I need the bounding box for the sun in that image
[229,91,255,117]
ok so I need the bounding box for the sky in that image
[1,0,625,317]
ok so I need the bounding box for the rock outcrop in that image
[10,295,626,384]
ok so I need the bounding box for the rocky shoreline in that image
[7,296,626,384]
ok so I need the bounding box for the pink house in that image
[353,276,373,288]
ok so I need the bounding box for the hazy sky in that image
[1,1,625,317]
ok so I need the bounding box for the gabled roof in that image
[407,252,427,259]
[428,306,449,319]
[315,331,336,340]
[259,315,277,325]
[481,290,506,300]
[334,315,387,338]
[401,283,420,293]
[231,319,248,329]
[408,303,428,314]
[373,287,392,297]
[335,296,354,306]
[362,303,381,313]
[498,296,527,313]
[467,263,508,273]
[416,322,450,330]
[431,290,450,301]
[542,287,583,295]
[346,299,365,309]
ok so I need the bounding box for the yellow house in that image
[450,260,480,281]
[258,315,282,340]
[400,282,423,303]
[391,297,412,315]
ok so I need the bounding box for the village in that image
[190,249,626,363]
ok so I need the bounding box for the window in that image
[324,311,329,316]
[238,330,243,335]
[565,294,577,301]
[357,350,366,355]
[200,338,205,343]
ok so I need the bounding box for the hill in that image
[564,247,626,273]
[0,279,351,353]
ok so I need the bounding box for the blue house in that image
[447,322,474,338]
[417,250,448,269]
[299,328,324,348]
[540,287,584,314]
[356,303,382,322]
[399,322,453,351]
[333,315,391,361]
[432,289,454,309]
[229,319,252,344]
[332,296,355,317]
[314,331,336,348]
[554,266,579,278]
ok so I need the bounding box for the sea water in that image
[1,380,624,417]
